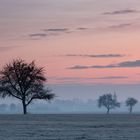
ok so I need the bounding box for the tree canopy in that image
[0,59,55,114]
[98,93,120,114]
[126,98,138,114]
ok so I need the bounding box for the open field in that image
[0,114,140,140]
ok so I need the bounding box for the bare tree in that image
[126,98,138,114]
[0,59,55,114]
[98,93,120,114]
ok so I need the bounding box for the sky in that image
[0,0,140,101]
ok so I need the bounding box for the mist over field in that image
[0,98,139,114]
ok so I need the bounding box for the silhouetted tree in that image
[126,98,138,114]
[98,93,120,114]
[0,59,54,114]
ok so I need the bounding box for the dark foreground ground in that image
[0,114,140,140]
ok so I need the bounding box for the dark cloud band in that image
[68,60,140,69]
[103,9,137,15]
[63,54,125,58]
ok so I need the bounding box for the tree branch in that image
[0,87,22,100]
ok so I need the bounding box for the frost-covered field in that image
[0,114,140,140]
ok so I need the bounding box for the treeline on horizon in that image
[0,59,138,114]
[0,98,139,114]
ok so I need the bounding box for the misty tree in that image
[10,103,16,112]
[0,104,8,112]
[98,93,120,114]
[0,59,55,114]
[126,98,138,114]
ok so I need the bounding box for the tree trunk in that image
[22,101,27,115]
[129,106,132,114]
[107,108,110,114]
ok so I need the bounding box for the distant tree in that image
[0,59,55,114]
[10,103,16,112]
[0,104,8,112]
[98,93,120,114]
[125,98,138,114]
